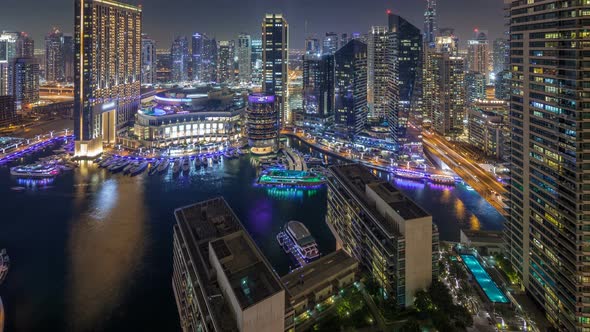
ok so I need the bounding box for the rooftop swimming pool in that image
[461,254,509,304]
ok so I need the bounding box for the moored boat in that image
[172,158,182,175]
[277,221,320,264]
[123,161,138,174]
[149,159,161,176]
[10,164,60,178]
[109,159,131,173]
[157,158,170,174]
[130,161,149,176]
[182,157,191,174]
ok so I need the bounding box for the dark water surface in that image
[0,139,504,331]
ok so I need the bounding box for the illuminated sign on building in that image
[248,94,275,104]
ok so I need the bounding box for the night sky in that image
[1,0,505,49]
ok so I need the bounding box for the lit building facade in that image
[492,37,507,75]
[62,34,74,83]
[322,32,339,55]
[74,0,142,157]
[302,53,333,118]
[16,32,34,58]
[237,33,252,84]
[13,57,39,110]
[506,1,590,330]
[247,94,278,155]
[45,27,64,83]
[467,99,508,159]
[217,40,234,84]
[367,26,391,122]
[333,39,367,139]
[262,14,289,127]
[423,41,465,136]
[326,164,438,307]
[250,38,263,86]
[467,30,491,81]
[423,0,437,47]
[465,71,486,105]
[171,36,189,83]
[141,36,156,85]
[305,37,320,55]
[0,32,18,96]
[134,87,244,148]
[191,33,205,82]
[388,11,421,142]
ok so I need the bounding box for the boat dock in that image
[282,148,307,171]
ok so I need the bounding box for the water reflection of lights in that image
[392,178,426,189]
[17,177,54,188]
[67,173,146,331]
[265,187,318,200]
[470,215,481,230]
[455,199,466,220]
[91,179,118,220]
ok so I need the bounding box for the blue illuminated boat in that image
[157,158,170,174]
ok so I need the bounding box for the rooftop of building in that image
[211,231,284,309]
[281,250,358,301]
[174,197,284,326]
[328,164,430,232]
[140,86,244,117]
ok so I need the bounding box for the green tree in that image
[414,290,433,313]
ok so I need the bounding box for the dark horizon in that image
[1,0,504,49]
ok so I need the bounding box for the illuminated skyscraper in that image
[191,33,204,82]
[333,39,367,139]
[467,29,490,81]
[305,37,320,55]
[247,94,279,155]
[492,37,507,74]
[0,32,18,96]
[302,53,333,118]
[141,36,156,85]
[171,36,189,83]
[13,57,39,110]
[62,34,74,83]
[16,32,34,58]
[237,33,252,84]
[262,14,289,126]
[323,32,339,55]
[388,10,422,141]
[74,0,142,157]
[251,38,262,86]
[506,1,590,330]
[367,25,397,139]
[217,40,233,84]
[423,0,437,47]
[423,39,465,136]
[45,27,64,83]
